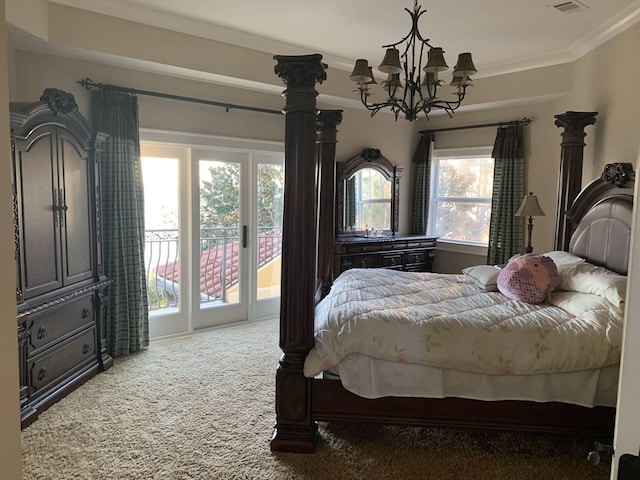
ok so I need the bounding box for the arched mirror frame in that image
[335,148,403,236]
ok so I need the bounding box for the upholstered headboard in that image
[566,163,635,275]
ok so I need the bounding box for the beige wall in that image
[0,1,24,478]
[433,250,487,274]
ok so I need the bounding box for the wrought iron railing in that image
[145,226,282,312]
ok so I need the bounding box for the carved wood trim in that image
[39,88,79,116]
[566,163,635,227]
[16,280,111,320]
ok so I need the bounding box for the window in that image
[427,147,494,245]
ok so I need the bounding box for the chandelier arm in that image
[358,87,409,118]
[382,6,433,50]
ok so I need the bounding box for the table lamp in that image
[515,192,545,254]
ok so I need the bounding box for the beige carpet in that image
[22,318,611,480]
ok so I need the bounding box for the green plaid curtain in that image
[487,125,525,264]
[91,89,149,357]
[410,132,434,234]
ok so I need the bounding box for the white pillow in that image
[559,262,627,310]
[462,265,501,292]
[542,250,586,268]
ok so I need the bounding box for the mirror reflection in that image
[345,168,391,231]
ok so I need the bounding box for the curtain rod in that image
[420,117,532,134]
[77,78,283,116]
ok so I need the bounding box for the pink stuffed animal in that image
[497,254,559,304]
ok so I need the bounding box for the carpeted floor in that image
[22,318,611,480]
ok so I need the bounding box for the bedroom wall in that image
[0,2,24,479]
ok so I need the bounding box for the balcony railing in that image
[145,226,282,312]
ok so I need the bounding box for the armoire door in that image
[14,126,63,300]
[58,131,94,286]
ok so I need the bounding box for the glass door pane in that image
[141,144,188,339]
[255,161,283,301]
[198,159,242,310]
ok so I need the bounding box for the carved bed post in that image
[553,111,597,250]
[316,110,343,296]
[271,54,327,453]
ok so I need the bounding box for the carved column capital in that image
[316,110,342,144]
[554,111,598,145]
[274,55,327,114]
[274,54,327,89]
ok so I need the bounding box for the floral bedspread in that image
[303,268,623,377]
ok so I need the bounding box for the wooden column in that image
[316,110,342,296]
[271,54,327,453]
[553,111,597,251]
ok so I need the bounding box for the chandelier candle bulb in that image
[349,0,476,121]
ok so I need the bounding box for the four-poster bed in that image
[271,54,633,453]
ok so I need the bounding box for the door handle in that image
[242,225,248,248]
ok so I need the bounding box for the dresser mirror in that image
[336,148,402,235]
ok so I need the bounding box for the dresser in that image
[11,89,112,428]
[334,235,438,275]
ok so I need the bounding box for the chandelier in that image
[349,0,477,121]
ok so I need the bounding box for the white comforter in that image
[303,268,623,378]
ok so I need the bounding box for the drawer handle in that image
[82,344,91,354]
[38,367,48,381]
[37,327,48,340]
[390,258,396,265]
[82,308,90,319]
[359,260,367,267]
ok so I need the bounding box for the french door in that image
[141,139,284,338]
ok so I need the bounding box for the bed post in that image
[271,54,327,453]
[316,110,343,296]
[553,111,598,250]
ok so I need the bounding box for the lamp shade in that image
[378,48,403,74]
[453,52,477,76]
[515,192,545,217]
[350,59,373,84]
[424,47,448,73]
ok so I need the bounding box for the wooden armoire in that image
[11,88,113,428]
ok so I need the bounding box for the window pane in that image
[434,201,492,243]
[436,158,494,198]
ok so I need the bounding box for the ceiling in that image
[42,0,640,80]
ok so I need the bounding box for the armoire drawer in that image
[27,293,95,355]
[29,327,97,393]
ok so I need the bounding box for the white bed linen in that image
[324,356,619,407]
[305,268,623,405]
